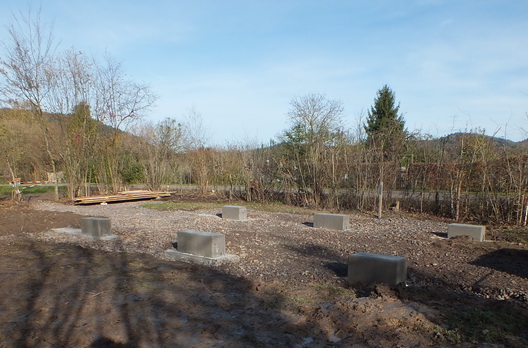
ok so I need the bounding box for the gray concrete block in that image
[448,223,485,242]
[222,206,247,220]
[348,252,407,285]
[313,213,349,230]
[177,229,225,258]
[81,217,112,238]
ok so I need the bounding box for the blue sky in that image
[1,1,527,145]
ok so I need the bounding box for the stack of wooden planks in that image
[73,190,171,205]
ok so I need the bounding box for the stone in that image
[177,229,225,258]
[348,252,407,285]
[81,217,112,238]
[313,213,349,230]
[222,206,247,220]
[448,223,485,242]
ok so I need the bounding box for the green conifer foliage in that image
[364,84,407,157]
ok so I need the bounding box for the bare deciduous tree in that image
[138,118,186,191]
[94,54,156,130]
[92,54,157,193]
[279,93,345,207]
[0,111,36,199]
[182,108,212,194]
[0,8,61,199]
[46,49,97,198]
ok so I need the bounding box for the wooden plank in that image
[73,191,171,205]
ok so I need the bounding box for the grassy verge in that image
[441,306,528,344]
[141,201,221,211]
[141,200,321,215]
[0,185,55,198]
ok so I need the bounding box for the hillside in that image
[420,132,528,153]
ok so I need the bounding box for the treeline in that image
[188,129,528,226]
[1,100,527,225]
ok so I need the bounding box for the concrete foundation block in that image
[448,223,485,242]
[52,226,117,241]
[81,217,112,238]
[177,229,225,258]
[348,252,407,285]
[222,206,247,220]
[163,248,239,265]
[313,213,349,230]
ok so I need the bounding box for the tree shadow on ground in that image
[284,241,345,263]
[0,239,332,347]
[283,241,349,277]
[90,337,129,347]
[4,237,527,347]
[470,248,528,279]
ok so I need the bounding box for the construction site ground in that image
[0,193,527,347]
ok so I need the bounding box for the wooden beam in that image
[73,190,171,205]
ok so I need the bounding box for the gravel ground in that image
[32,200,528,300]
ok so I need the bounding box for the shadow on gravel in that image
[91,336,128,347]
[284,241,348,276]
[470,249,528,279]
[432,231,448,238]
[302,222,314,227]
[324,261,348,277]
[0,240,334,347]
[284,241,344,261]
[5,238,528,346]
[284,241,349,277]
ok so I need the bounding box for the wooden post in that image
[377,182,383,219]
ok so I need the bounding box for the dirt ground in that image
[0,194,527,348]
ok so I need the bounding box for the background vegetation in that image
[1,10,527,226]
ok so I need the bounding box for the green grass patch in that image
[141,201,221,211]
[288,295,318,306]
[433,326,462,344]
[21,185,56,194]
[444,307,528,344]
[0,185,14,197]
[141,200,320,215]
[314,283,356,300]
[0,185,55,198]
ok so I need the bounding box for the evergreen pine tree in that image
[364,84,407,156]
